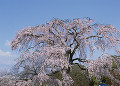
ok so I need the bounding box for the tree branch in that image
[49,30,65,46]
[70,35,102,64]
[72,58,88,63]
[25,33,43,38]
[86,35,102,39]
[73,63,86,70]
[71,37,80,57]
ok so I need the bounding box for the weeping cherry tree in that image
[11,18,120,86]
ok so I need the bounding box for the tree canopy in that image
[11,18,120,86]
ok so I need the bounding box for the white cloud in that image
[5,40,11,47]
[0,49,18,70]
[0,50,12,57]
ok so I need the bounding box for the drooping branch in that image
[24,42,43,52]
[71,35,103,60]
[49,29,66,46]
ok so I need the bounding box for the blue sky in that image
[0,0,120,71]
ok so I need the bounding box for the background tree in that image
[0,75,32,86]
[0,69,10,77]
[88,53,120,85]
[11,18,120,86]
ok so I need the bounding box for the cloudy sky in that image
[0,0,120,71]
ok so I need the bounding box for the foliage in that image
[89,77,99,86]
[11,18,120,86]
[69,65,89,86]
